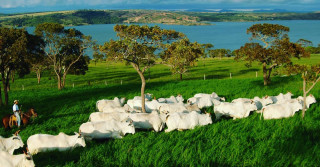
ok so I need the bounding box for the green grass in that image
[0,55,319,166]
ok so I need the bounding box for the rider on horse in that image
[13,100,21,127]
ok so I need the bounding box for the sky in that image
[0,0,319,13]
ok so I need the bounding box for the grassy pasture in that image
[0,55,319,166]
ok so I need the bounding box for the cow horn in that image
[79,130,81,136]
[15,130,21,136]
[166,114,170,121]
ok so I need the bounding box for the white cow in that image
[271,92,293,104]
[157,94,184,103]
[0,131,24,155]
[261,99,303,120]
[27,132,86,155]
[297,94,317,108]
[194,92,225,101]
[165,111,212,132]
[159,102,189,114]
[127,111,165,132]
[132,93,153,101]
[102,104,134,113]
[0,151,34,167]
[96,97,126,112]
[214,101,257,120]
[127,99,162,113]
[79,119,135,139]
[89,112,129,122]
[187,92,225,109]
[232,96,273,110]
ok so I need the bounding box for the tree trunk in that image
[302,77,307,119]
[57,74,62,90]
[2,74,9,106]
[0,85,2,106]
[132,63,146,113]
[7,82,10,92]
[267,68,272,85]
[37,69,41,84]
[263,62,268,86]
[62,73,67,89]
[11,71,15,83]
[180,73,183,81]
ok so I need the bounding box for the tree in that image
[286,64,320,118]
[35,23,93,90]
[210,49,231,59]
[235,23,310,86]
[201,43,213,67]
[25,33,48,84]
[297,39,313,47]
[161,38,204,80]
[100,24,183,113]
[0,27,31,105]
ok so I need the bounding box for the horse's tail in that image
[9,115,13,128]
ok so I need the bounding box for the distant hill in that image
[0,9,319,27]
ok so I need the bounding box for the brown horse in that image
[2,108,38,129]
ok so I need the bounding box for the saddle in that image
[9,112,23,128]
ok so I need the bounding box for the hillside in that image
[0,56,319,166]
[1,9,320,27]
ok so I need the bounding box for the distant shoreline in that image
[0,9,320,27]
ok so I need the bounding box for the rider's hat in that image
[14,100,19,103]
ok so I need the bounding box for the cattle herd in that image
[0,91,317,166]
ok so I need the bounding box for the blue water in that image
[26,20,320,55]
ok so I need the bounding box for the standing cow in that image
[0,130,24,155]
[0,150,34,167]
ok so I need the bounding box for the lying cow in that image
[96,97,126,112]
[165,111,212,133]
[102,104,134,113]
[79,119,135,139]
[232,96,273,110]
[0,150,34,167]
[297,94,317,109]
[132,93,153,101]
[27,132,86,155]
[214,101,257,120]
[188,92,224,109]
[127,111,165,132]
[261,99,302,120]
[157,94,184,103]
[127,99,162,113]
[89,112,129,122]
[270,92,293,104]
[0,130,24,155]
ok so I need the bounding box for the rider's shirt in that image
[13,104,19,112]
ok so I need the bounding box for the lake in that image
[27,20,320,54]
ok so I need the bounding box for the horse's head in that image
[29,108,38,117]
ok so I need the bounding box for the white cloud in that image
[0,0,318,8]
